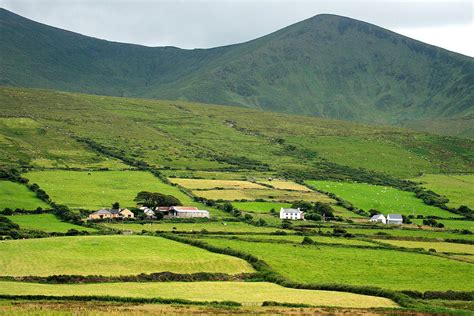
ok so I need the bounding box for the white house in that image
[370,214,386,224]
[280,208,303,220]
[387,214,403,225]
[143,208,156,219]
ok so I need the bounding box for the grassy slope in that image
[0,236,253,276]
[6,214,96,233]
[411,174,474,209]
[0,180,49,210]
[201,238,474,291]
[24,170,193,210]
[0,281,397,308]
[307,180,459,218]
[1,87,472,179]
[232,202,291,213]
[1,9,473,138]
[412,219,474,231]
[379,239,474,255]
[104,222,286,233]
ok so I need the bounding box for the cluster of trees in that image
[422,218,445,228]
[290,201,335,221]
[134,191,182,208]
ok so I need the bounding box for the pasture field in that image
[331,205,366,219]
[257,180,311,191]
[378,239,474,254]
[199,238,474,291]
[23,170,218,213]
[194,188,333,202]
[104,221,286,233]
[232,201,291,213]
[163,170,274,180]
[0,236,253,276]
[206,234,378,247]
[6,213,96,233]
[168,178,265,190]
[412,219,474,231]
[306,180,458,218]
[0,180,49,210]
[411,174,474,209]
[0,281,397,308]
[321,227,474,241]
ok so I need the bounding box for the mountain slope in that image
[1,8,473,137]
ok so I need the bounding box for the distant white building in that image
[370,214,386,224]
[387,214,403,225]
[143,208,156,219]
[280,208,304,220]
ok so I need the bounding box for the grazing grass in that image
[331,205,366,219]
[232,202,291,213]
[7,214,97,233]
[23,170,194,210]
[411,174,474,209]
[378,239,474,254]
[257,180,311,191]
[168,178,265,190]
[0,181,49,210]
[104,222,286,233]
[193,188,333,203]
[323,226,474,241]
[6,214,96,233]
[0,281,397,308]
[207,234,378,247]
[306,180,458,218]
[412,219,474,231]
[200,238,474,291]
[0,236,253,277]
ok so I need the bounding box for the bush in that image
[301,236,314,245]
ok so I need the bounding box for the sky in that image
[1,0,473,57]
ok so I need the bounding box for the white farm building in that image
[280,208,304,220]
[370,214,386,224]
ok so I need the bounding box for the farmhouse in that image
[157,206,210,218]
[88,208,134,220]
[88,209,113,220]
[280,208,304,220]
[387,214,403,225]
[370,214,386,224]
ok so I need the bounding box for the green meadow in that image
[412,219,474,231]
[104,221,287,233]
[306,180,458,218]
[6,213,96,233]
[0,180,49,210]
[200,238,474,291]
[411,174,474,209]
[0,281,397,308]
[232,202,291,213]
[23,170,194,210]
[0,236,253,277]
[378,239,474,255]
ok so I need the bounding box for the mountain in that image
[1,8,473,137]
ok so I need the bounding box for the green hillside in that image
[1,9,473,137]
[0,87,472,179]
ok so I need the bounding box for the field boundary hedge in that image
[0,294,241,307]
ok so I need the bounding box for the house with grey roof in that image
[280,208,304,220]
[387,214,403,225]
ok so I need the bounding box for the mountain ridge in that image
[1,8,473,137]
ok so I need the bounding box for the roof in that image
[110,209,120,214]
[93,209,112,215]
[280,208,302,214]
[387,214,403,220]
[172,206,199,211]
[120,209,132,213]
[370,214,385,220]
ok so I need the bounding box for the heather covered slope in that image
[1,9,473,137]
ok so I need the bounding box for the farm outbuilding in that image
[387,214,403,225]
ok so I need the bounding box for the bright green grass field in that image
[0,236,253,277]
[232,202,291,213]
[0,281,396,308]
[0,180,49,210]
[411,174,474,209]
[104,221,287,233]
[306,180,458,218]
[412,219,474,231]
[23,170,194,210]
[378,240,474,255]
[200,238,474,292]
[6,214,96,233]
[321,227,474,241]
